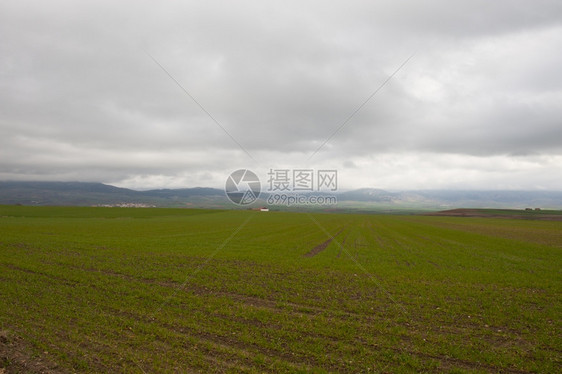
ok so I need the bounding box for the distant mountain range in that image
[0,181,229,208]
[335,188,562,210]
[1,181,561,211]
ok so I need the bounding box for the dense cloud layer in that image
[1,0,561,189]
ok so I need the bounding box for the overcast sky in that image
[1,0,561,190]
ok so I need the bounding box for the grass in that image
[0,205,560,373]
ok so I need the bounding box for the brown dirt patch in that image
[0,330,65,374]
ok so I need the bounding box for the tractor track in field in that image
[2,263,81,287]
[336,233,348,258]
[24,261,395,320]
[5,254,409,324]
[303,228,344,257]
[103,307,352,373]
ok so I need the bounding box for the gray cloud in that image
[1,0,561,189]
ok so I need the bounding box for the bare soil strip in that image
[426,208,562,221]
[303,228,344,257]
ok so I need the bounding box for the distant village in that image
[93,203,156,208]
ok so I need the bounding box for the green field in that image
[1,206,560,373]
